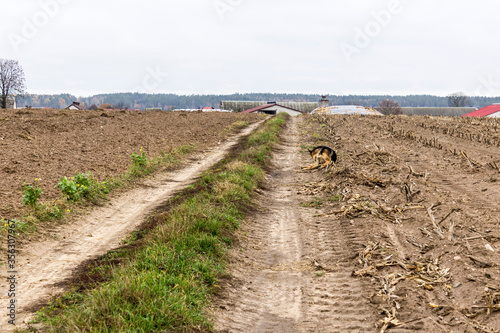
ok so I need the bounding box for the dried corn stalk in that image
[377,307,405,333]
[353,245,451,291]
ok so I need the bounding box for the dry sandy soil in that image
[213,115,500,332]
[0,108,261,220]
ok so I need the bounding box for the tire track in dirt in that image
[298,216,375,332]
[0,120,265,332]
[214,117,376,332]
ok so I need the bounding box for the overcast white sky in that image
[1,0,499,97]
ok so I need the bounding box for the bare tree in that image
[447,92,470,107]
[378,99,403,115]
[0,59,26,109]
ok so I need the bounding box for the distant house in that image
[200,107,228,112]
[463,104,500,118]
[66,101,83,110]
[241,103,303,116]
[173,108,229,112]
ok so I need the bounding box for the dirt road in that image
[0,120,263,332]
[214,117,378,332]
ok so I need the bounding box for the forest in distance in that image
[16,92,500,111]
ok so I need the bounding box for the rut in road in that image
[214,117,377,332]
[0,120,264,333]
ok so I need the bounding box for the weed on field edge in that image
[22,114,288,332]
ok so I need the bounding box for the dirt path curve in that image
[0,120,265,332]
[213,117,377,332]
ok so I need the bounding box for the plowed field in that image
[0,109,261,220]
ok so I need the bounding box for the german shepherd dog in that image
[302,146,337,170]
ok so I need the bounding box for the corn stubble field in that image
[298,114,500,332]
[1,109,500,332]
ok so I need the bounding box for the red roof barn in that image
[463,104,500,118]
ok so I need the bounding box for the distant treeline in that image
[16,93,500,110]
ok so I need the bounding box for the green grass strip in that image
[30,113,288,332]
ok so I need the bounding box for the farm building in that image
[241,103,303,116]
[397,107,477,117]
[173,108,230,112]
[462,104,500,118]
[311,95,382,116]
[312,105,383,116]
[221,101,318,113]
[66,101,83,110]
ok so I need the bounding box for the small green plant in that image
[56,172,108,203]
[22,181,43,208]
[74,172,93,199]
[131,147,147,167]
[1,218,35,234]
[129,147,149,177]
[56,176,80,202]
[177,143,195,155]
